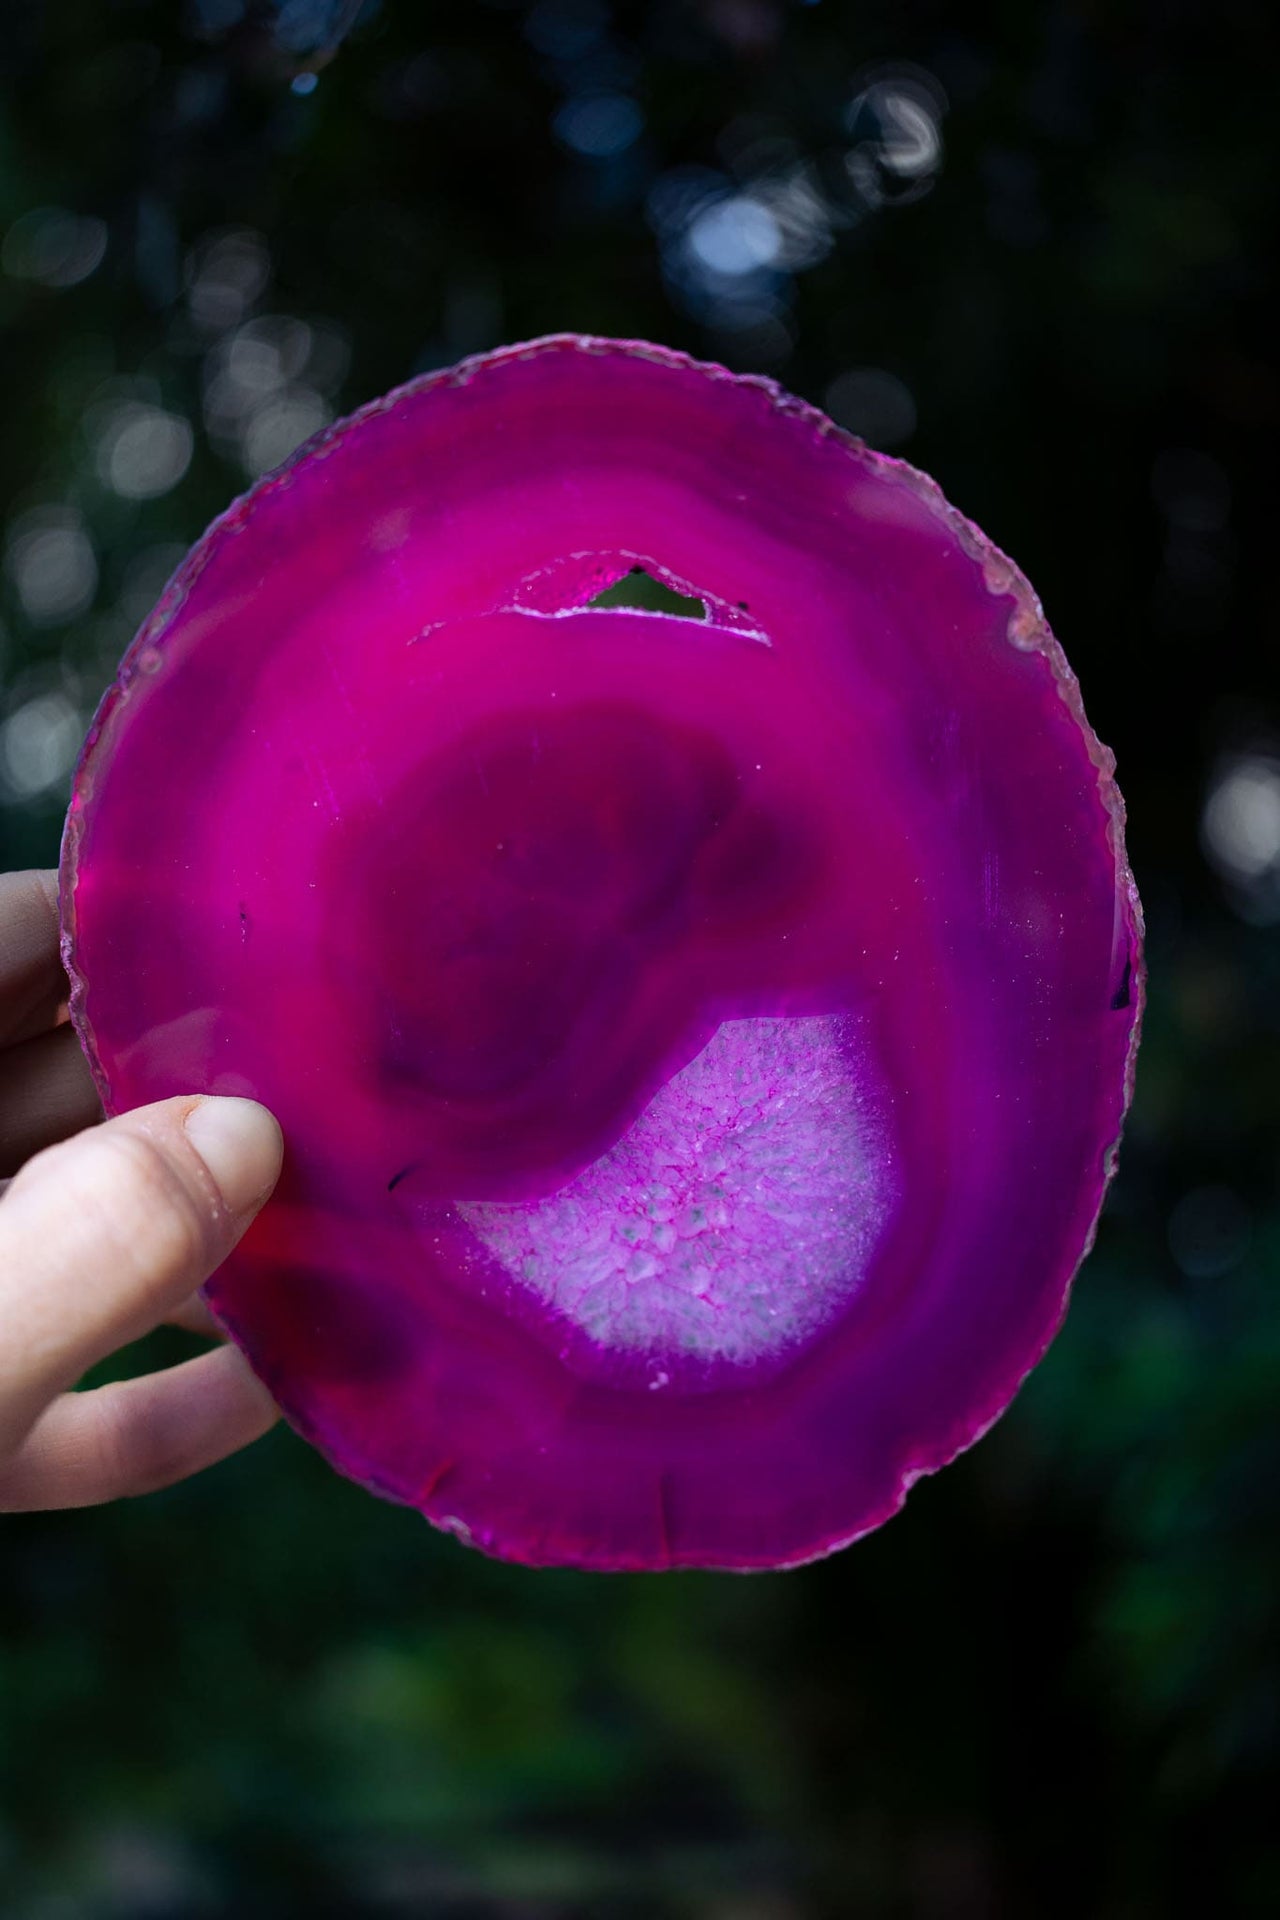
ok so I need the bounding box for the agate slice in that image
[61,337,1143,1570]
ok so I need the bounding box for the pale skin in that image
[0,869,283,1510]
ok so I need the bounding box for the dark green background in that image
[1,3,1277,1914]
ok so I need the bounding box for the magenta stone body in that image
[60,336,1143,1570]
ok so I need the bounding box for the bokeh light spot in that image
[2,208,108,289]
[95,406,194,501]
[3,509,98,626]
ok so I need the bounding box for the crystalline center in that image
[459,1013,894,1369]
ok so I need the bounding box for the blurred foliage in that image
[1,1,1278,1914]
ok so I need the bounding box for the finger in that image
[163,1293,224,1339]
[0,1094,283,1450]
[0,1022,103,1176]
[0,871,67,1046]
[0,1344,278,1511]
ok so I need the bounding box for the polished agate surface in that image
[61,337,1143,1569]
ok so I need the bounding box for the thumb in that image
[0,1095,282,1449]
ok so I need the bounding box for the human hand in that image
[0,869,283,1510]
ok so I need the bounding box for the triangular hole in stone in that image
[588,568,707,620]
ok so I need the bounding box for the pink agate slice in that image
[61,337,1142,1570]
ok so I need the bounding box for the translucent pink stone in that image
[60,337,1143,1569]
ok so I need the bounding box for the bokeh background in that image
[1,2,1278,1914]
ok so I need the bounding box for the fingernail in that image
[184,1098,283,1215]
